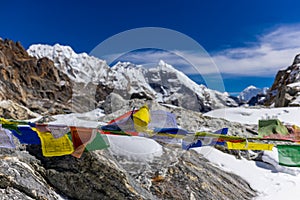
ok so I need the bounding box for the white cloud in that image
[103,24,300,77]
[212,24,300,76]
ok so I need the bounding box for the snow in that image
[27,44,109,83]
[48,108,106,128]
[204,107,300,126]
[194,146,300,200]
[107,135,163,162]
[287,82,300,88]
[203,106,300,199]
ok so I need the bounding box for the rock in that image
[0,148,62,200]
[24,144,256,200]
[0,39,73,118]
[0,100,40,120]
[101,92,128,114]
[265,53,300,107]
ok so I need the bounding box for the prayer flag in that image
[277,145,300,167]
[226,141,274,151]
[33,128,74,157]
[11,125,41,145]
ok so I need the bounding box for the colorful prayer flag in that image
[33,128,74,157]
[148,110,177,129]
[226,141,274,151]
[11,125,41,145]
[182,128,228,150]
[133,105,150,132]
[48,125,70,139]
[70,127,109,158]
[277,145,300,167]
[258,119,289,137]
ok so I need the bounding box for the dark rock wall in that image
[0,39,73,118]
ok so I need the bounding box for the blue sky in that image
[2,0,300,94]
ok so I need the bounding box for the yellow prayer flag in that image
[33,128,74,157]
[226,141,274,151]
[133,105,150,131]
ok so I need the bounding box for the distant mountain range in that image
[1,38,300,119]
[28,44,238,114]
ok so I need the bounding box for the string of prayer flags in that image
[150,127,190,144]
[182,128,228,150]
[277,145,300,167]
[103,109,138,136]
[0,125,15,148]
[100,125,135,136]
[33,128,74,157]
[0,118,27,125]
[154,127,189,136]
[226,141,274,151]
[194,132,245,143]
[215,128,228,145]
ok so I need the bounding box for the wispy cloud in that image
[107,24,300,77]
[212,24,300,76]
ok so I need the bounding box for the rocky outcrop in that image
[0,137,256,200]
[0,39,73,118]
[0,100,40,119]
[265,54,300,107]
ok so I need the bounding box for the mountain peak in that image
[238,85,267,102]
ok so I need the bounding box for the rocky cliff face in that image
[0,39,73,118]
[265,54,300,107]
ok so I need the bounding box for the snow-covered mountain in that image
[237,85,268,102]
[28,44,238,113]
[27,44,110,83]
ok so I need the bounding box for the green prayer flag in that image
[258,119,289,137]
[85,131,110,151]
[277,145,300,167]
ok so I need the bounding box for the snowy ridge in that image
[145,60,237,110]
[110,62,157,99]
[27,44,110,83]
